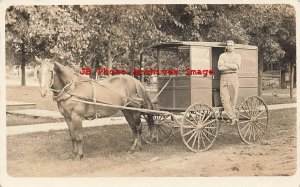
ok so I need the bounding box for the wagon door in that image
[190,46,214,106]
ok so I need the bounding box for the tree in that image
[6,4,295,97]
[6,5,86,84]
[73,5,171,77]
[6,6,32,86]
[275,5,296,98]
[153,4,296,97]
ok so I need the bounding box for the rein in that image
[51,81,74,101]
[90,79,142,107]
[49,70,60,92]
[49,70,75,101]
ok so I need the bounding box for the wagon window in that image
[190,46,211,70]
[178,49,190,75]
[159,48,189,75]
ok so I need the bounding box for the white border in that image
[0,1,299,187]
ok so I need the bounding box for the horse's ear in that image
[46,58,55,70]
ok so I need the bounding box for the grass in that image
[7,108,296,158]
[6,108,297,176]
[6,113,64,126]
[261,95,296,105]
[262,88,296,94]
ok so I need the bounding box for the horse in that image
[35,56,154,159]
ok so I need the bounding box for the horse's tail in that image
[144,91,154,131]
[132,76,154,130]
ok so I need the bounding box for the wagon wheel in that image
[237,96,269,144]
[141,114,174,144]
[181,103,220,152]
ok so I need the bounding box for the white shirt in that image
[218,52,241,74]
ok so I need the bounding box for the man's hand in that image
[223,63,239,70]
[218,64,228,71]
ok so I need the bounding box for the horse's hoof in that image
[79,154,83,160]
[72,153,78,160]
[129,147,136,154]
[73,151,78,156]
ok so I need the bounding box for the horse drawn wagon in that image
[37,41,269,158]
[140,41,269,152]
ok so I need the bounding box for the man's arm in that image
[223,63,239,70]
[222,54,241,70]
[218,54,231,71]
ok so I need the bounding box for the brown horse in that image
[36,57,154,159]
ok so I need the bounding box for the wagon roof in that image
[149,41,258,50]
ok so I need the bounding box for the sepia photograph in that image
[1,1,298,187]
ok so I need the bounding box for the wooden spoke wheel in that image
[141,114,174,144]
[181,103,220,152]
[237,96,269,144]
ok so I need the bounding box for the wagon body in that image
[151,41,258,111]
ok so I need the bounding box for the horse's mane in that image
[107,76,121,83]
[53,60,89,81]
[105,74,134,85]
[53,60,133,84]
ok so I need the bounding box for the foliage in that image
[5,4,296,74]
[154,4,295,67]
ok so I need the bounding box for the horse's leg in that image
[132,112,143,151]
[64,116,78,157]
[71,112,84,159]
[122,110,138,153]
[146,113,155,141]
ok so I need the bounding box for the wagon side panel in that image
[157,76,191,110]
[236,48,259,105]
[174,76,191,109]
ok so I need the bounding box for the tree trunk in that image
[21,42,26,86]
[90,55,99,80]
[139,50,144,83]
[129,41,136,76]
[107,36,112,77]
[289,62,294,99]
[258,52,263,96]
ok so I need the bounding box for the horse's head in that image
[35,56,55,97]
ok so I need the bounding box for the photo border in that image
[0,0,299,186]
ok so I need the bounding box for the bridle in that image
[48,70,56,92]
[44,63,74,101]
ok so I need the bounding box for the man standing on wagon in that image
[218,40,241,126]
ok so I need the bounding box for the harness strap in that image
[89,81,99,118]
[50,69,144,107]
[52,81,73,102]
[89,81,97,103]
[92,79,142,106]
